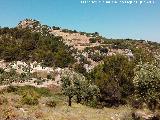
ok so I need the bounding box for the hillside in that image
[0,18,160,92]
[0,19,160,120]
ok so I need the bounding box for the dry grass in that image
[0,92,133,120]
[41,104,132,120]
[0,85,135,120]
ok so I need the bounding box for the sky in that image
[0,0,160,42]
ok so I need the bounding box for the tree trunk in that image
[68,96,72,106]
[77,96,81,103]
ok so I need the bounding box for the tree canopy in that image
[0,27,76,68]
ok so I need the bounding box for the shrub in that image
[90,53,103,62]
[34,78,45,85]
[133,62,160,111]
[82,84,100,106]
[88,54,135,107]
[35,87,53,97]
[52,26,60,30]
[73,63,87,75]
[4,85,53,105]
[16,85,53,97]
[32,72,38,78]
[86,99,99,108]
[89,38,97,43]
[21,90,39,105]
[6,85,18,93]
[45,99,57,107]
[100,48,108,53]
[47,74,52,79]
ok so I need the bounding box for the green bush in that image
[34,87,53,97]
[5,85,53,98]
[21,95,39,105]
[17,86,53,97]
[86,99,99,108]
[88,54,135,107]
[6,85,18,93]
[21,90,39,105]
[89,38,97,43]
[133,62,160,111]
[90,53,103,62]
[73,63,87,75]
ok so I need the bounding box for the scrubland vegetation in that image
[0,19,160,119]
[0,27,76,68]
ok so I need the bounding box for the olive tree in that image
[61,76,75,106]
[133,62,160,110]
[61,69,100,106]
[61,69,86,106]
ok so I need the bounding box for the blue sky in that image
[0,0,160,42]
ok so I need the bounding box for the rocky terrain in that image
[0,19,160,120]
[0,18,159,89]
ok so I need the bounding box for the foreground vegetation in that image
[1,85,159,120]
[0,86,132,120]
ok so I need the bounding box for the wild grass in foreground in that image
[0,85,135,120]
